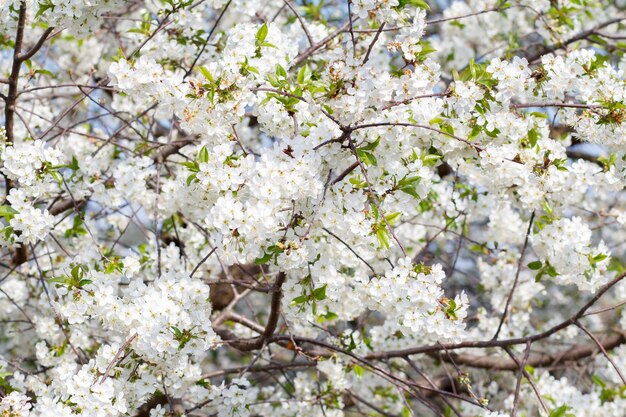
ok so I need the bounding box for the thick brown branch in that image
[438,333,625,371]
[216,272,287,351]
[566,149,603,167]
[273,271,626,360]
[4,1,27,144]
[48,197,86,216]
[152,137,197,163]
[17,27,55,62]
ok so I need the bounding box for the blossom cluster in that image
[1,0,626,417]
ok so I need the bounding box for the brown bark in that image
[431,333,625,371]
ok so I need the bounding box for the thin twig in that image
[493,211,535,340]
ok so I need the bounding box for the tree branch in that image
[433,333,624,371]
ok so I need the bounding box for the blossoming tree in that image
[0,0,625,416]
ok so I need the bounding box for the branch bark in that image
[216,272,287,351]
[4,2,55,266]
[432,333,625,371]
[4,1,28,145]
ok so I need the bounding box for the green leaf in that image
[0,370,15,395]
[353,364,364,377]
[267,74,281,87]
[357,149,377,166]
[444,299,458,320]
[291,295,309,305]
[429,117,444,125]
[415,41,437,61]
[599,386,617,403]
[0,205,18,220]
[317,311,338,323]
[313,285,327,301]
[47,276,68,284]
[199,66,214,83]
[195,379,210,388]
[528,128,539,147]
[591,375,606,388]
[397,176,421,189]
[36,0,55,18]
[297,64,312,85]
[545,264,559,277]
[360,136,380,151]
[256,23,269,43]
[449,20,465,29]
[78,279,93,287]
[542,200,553,218]
[385,212,401,226]
[171,326,182,338]
[346,333,357,352]
[68,156,80,171]
[254,251,273,265]
[275,64,287,79]
[397,0,430,10]
[35,68,55,77]
[549,405,575,417]
[198,146,209,163]
[527,261,543,270]
[49,169,63,185]
[181,161,199,171]
[64,215,87,238]
[535,269,545,283]
[399,185,420,198]
[590,253,608,263]
[422,153,442,166]
[375,228,390,249]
